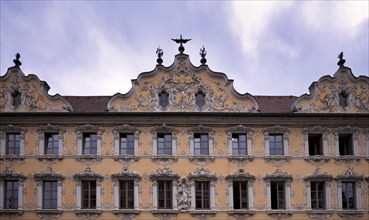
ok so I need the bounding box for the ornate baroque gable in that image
[0,58,72,112]
[108,54,259,112]
[292,66,369,113]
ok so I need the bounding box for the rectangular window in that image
[233,181,248,209]
[339,134,353,155]
[82,181,96,209]
[83,133,97,155]
[194,134,209,155]
[269,134,283,156]
[158,180,172,209]
[342,182,355,209]
[271,181,285,209]
[6,133,20,155]
[232,134,247,155]
[195,181,210,209]
[45,133,59,155]
[311,181,325,209]
[119,180,134,209]
[120,134,134,155]
[43,181,57,209]
[4,180,18,209]
[157,134,172,155]
[308,134,323,156]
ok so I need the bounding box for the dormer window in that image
[195,91,205,108]
[11,90,21,108]
[338,91,348,108]
[159,90,169,108]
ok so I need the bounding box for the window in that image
[6,133,20,155]
[233,181,248,209]
[83,133,97,155]
[195,91,206,108]
[4,180,18,209]
[82,181,96,209]
[232,134,247,156]
[194,134,209,155]
[339,134,353,155]
[11,90,21,108]
[338,91,348,108]
[159,90,169,108]
[195,181,210,209]
[342,182,355,209]
[119,180,134,209]
[158,181,172,209]
[157,134,172,155]
[45,133,59,155]
[310,182,325,209]
[120,134,134,155]
[269,134,283,156]
[271,181,285,209]
[43,181,57,209]
[309,134,323,156]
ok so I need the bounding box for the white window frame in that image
[75,124,103,156]
[336,169,363,211]
[188,125,215,157]
[0,169,26,212]
[334,126,359,157]
[37,124,64,157]
[227,125,253,157]
[151,124,178,157]
[303,126,329,157]
[111,172,141,212]
[226,170,255,211]
[303,170,333,211]
[35,180,63,210]
[112,124,140,157]
[264,169,292,211]
[0,125,26,157]
[264,126,290,157]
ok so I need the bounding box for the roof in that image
[63,95,298,113]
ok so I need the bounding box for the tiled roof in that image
[64,95,298,113]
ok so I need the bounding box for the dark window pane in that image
[339,135,353,155]
[271,181,285,209]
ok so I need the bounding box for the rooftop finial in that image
[13,53,22,67]
[156,46,163,65]
[200,46,207,65]
[337,52,346,68]
[171,34,191,53]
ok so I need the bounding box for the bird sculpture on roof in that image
[171,34,191,53]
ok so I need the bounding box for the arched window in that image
[195,91,205,108]
[159,91,169,108]
[338,91,348,108]
[11,90,21,108]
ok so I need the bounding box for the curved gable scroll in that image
[108,54,259,112]
[292,67,369,113]
[0,66,72,112]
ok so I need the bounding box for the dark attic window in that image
[338,91,349,108]
[159,90,169,108]
[11,90,22,108]
[195,91,206,108]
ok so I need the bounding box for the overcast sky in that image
[1,1,368,96]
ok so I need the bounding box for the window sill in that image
[74,209,102,215]
[36,209,62,216]
[190,210,216,216]
[0,209,23,216]
[264,155,291,161]
[114,155,139,161]
[75,155,102,161]
[334,155,360,163]
[306,210,333,219]
[337,210,364,219]
[37,155,63,160]
[266,210,292,218]
[152,209,179,214]
[0,155,25,160]
[113,209,140,215]
[228,155,254,163]
[304,155,330,163]
[189,155,214,165]
[151,155,178,162]
[228,209,255,218]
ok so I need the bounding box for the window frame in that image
[232,134,247,156]
[82,180,97,209]
[158,180,173,209]
[112,124,140,160]
[263,126,290,158]
[268,134,284,156]
[0,169,26,214]
[264,169,293,212]
[341,181,355,210]
[75,124,103,159]
[82,133,98,155]
[37,124,64,159]
[157,133,172,156]
[119,180,134,209]
[4,180,19,209]
[195,181,210,210]
[159,90,169,108]
[119,133,135,156]
[44,133,59,155]
[6,133,21,155]
[194,133,209,156]
[151,124,178,160]
[195,91,206,109]
[334,126,359,158]
[42,181,58,209]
